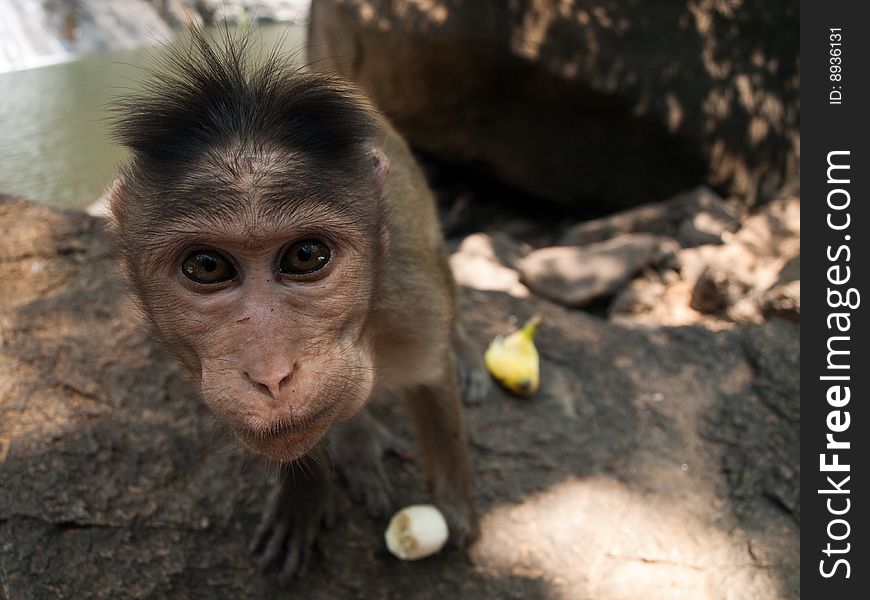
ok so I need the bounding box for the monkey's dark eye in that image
[279,240,331,275]
[181,250,238,284]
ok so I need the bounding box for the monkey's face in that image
[114,155,388,463]
[165,224,379,462]
[107,43,397,463]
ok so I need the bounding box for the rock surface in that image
[308,0,799,208]
[607,195,800,326]
[762,253,800,322]
[518,234,671,307]
[559,186,739,247]
[449,232,531,298]
[688,196,799,322]
[1,196,799,599]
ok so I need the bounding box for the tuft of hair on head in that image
[111,27,382,178]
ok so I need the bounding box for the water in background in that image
[0,23,307,209]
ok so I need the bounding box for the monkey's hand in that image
[330,409,412,518]
[407,380,480,550]
[437,486,480,550]
[250,456,334,586]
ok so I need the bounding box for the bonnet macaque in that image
[108,31,486,584]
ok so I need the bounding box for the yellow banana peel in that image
[484,315,542,397]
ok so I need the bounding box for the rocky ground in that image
[0,185,799,599]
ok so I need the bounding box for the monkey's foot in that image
[454,325,491,405]
[458,355,490,406]
[250,466,335,586]
[330,411,411,518]
[438,494,480,550]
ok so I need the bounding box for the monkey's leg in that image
[406,366,479,547]
[250,449,334,586]
[329,408,411,518]
[453,322,490,405]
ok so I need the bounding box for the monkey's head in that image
[110,32,390,462]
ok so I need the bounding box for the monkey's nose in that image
[243,364,295,399]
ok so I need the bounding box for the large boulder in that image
[1,196,798,598]
[308,0,799,209]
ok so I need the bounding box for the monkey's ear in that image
[370,147,390,196]
[91,177,125,219]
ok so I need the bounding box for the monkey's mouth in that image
[233,404,335,461]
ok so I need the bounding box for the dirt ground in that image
[0,196,798,599]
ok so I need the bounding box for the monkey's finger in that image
[459,365,490,406]
[250,488,284,553]
[364,481,392,518]
[468,369,491,404]
[446,512,480,550]
[369,419,413,461]
[250,512,277,554]
[277,536,303,584]
[257,519,290,572]
[299,517,323,578]
[370,462,394,517]
[324,497,337,529]
[383,435,414,462]
[296,548,312,579]
[344,472,367,503]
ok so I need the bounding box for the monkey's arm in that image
[250,450,334,585]
[406,355,479,547]
[330,408,412,518]
[251,409,413,584]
